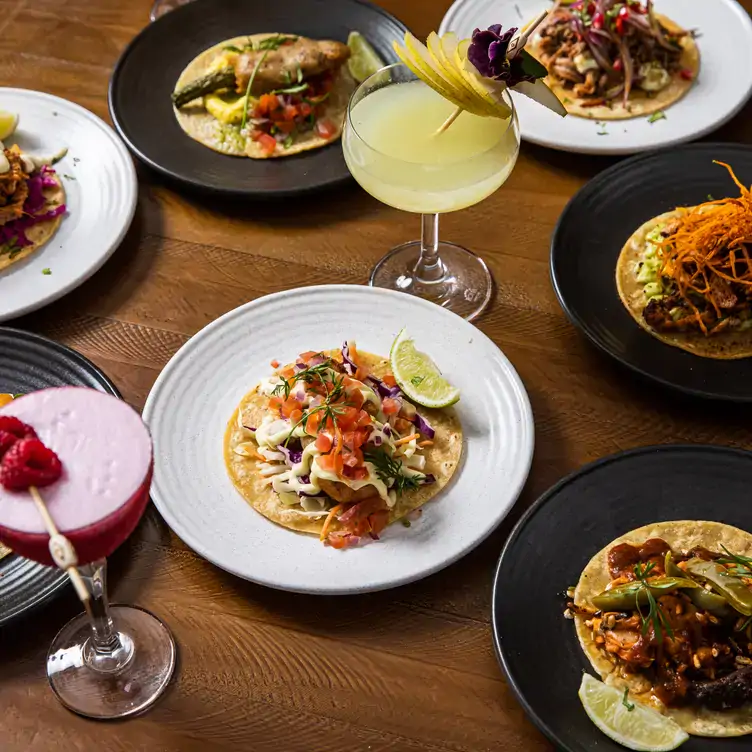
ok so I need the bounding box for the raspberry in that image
[0,417,38,459]
[0,439,63,491]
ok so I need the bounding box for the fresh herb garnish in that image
[707,193,715,201]
[719,546,752,579]
[634,561,674,642]
[282,70,292,84]
[648,111,667,124]
[224,45,243,53]
[622,688,635,712]
[240,50,269,131]
[410,376,425,386]
[596,120,608,136]
[63,173,76,180]
[271,83,309,95]
[296,66,303,83]
[282,135,294,149]
[255,34,297,52]
[42,268,51,275]
[364,447,424,494]
[739,615,752,633]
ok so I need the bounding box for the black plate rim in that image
[107,0,408,198]
[550,142,752,403]
[0,327,121,626]
[490,443,752,751]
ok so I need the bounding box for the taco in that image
[224,343,462,549]
[0,145,66,272]
[568,520,752,737]
[172,33,354,159]
[528,0,699,120]
[616,161,752,359]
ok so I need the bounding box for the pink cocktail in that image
[0,387,175,719]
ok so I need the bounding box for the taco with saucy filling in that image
[528,0,699,120]
[567,521,752,737]
[172,33,354,159]
[224,342,462,549]
[616,162,752,359]
[0,145,66,272]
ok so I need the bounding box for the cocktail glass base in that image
[369,241,493,321]
[47,605,176,719]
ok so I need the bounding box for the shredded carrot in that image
[331,426,343,456]
[394,433,420,446]
[655,161,752,335]
[417,440,434,447]
[319,504,343,541]
[253,449,268,462]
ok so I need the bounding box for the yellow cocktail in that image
[343,63,520,320]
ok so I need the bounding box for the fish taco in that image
[172,33,355,159]
[528,0,699,120]
[224,343,462,549]
[616,162,752,359]
[568,520,752,737]
[0,145,66,272]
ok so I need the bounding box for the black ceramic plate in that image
[0,328,120,626]
[493,445,752,752]
[109,0,406,198]
[551,143,752,402]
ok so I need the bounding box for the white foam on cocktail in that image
[0,387,152,534]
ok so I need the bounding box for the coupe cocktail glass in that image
[150,0,193,21]
[0,388,175,719]
[343,62,521,321]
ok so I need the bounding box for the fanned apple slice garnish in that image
[396,33,487,115]
[427,33,498,117]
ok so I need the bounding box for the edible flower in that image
[468,24,548,86]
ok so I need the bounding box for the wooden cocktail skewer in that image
[28,485,90,603]
[433,9,550,136]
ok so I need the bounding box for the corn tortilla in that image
[224,350,463,537]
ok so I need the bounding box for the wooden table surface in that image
[3,0,752,749]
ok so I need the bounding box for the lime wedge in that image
[0,110,18,141]
[390,329,460,408]
[347,32,385,83]
[578,675,689,752]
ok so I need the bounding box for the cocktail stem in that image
[79,559,134,671]
[414,213,446,284]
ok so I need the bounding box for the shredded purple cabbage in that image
[341,341,357,375]
[366,375,401,400]
[372,434,383,447]
[0,169,65,249]
[278,444,303,465]
[412,412,435,439]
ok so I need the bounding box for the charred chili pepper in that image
[684,559,752,617]
[592,576,699,611]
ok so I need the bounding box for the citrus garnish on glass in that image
[342,18,565,321]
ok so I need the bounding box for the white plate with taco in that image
[439,0,752,155]
[143,285,535,594]
[0,89,136,322]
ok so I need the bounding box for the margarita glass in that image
[0,387,175,719]
[343,62,521,320]
[150,0,192,21]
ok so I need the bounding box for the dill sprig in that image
[364,448,424,494]
[718,546,752,579]
[634,561,674,643]
[272,357,338,400]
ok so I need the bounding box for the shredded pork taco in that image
[616,162,752,359]
[0,145,66,272]
[172,33,354,159]
[528,0,698,120]
[567,521,752,737]
[224,343,462,549]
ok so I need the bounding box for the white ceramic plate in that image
[0,89,137,321]
[439,0,752,155]
[143,285,535,594]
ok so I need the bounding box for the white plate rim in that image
[0,88,137,321]
[143,284,536,594]
[438,0,752,155]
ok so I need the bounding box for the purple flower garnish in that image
[467,24,545,87]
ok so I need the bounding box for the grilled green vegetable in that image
[172,68,235,109]
[592,577,699,612]
[664,551,731,617]
[684,559,752,617]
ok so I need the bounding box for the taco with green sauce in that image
[224,342,462,549]
[567,520,752,737]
